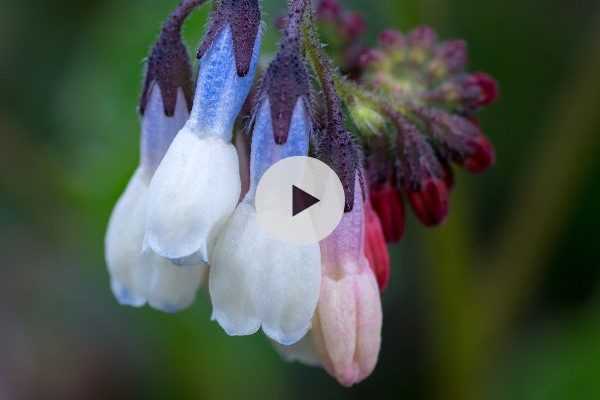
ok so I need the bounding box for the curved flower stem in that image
[159,0,209,35]
[297,0,347,124]
[478,8,600,369]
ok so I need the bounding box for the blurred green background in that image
[1,0,600,399]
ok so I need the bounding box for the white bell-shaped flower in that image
[106,88,207,312]
[145,26,261,263]
[210,99,321,345]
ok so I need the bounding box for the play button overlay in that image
[292,185,320,216]
[255,156,346,245]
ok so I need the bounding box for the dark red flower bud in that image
[434,40,467,74]
[370,183,405,243]
[393,114,450,227]
[341,12,366,40]
[378,29,405,48]
[414,108,495,174]
[465,72,498,107]
[407,177,449,227]
[408,26,437,49]
[364,202,391,291]
[317,0,342,22]
[463,134,495,173]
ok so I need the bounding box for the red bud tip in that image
[469,72,498,107]
[378,29,405,48]
[342,12,366,40]
[317,0,342,21]
[364,203,391,291]
[407,178,449,227]
[463,135,495,173]
[370,184,406,243]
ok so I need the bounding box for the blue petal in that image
[188,25,261,140]
[246,98,310,199]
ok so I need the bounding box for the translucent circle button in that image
[255,156,346,245]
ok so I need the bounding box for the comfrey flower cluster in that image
[105,0,498,386]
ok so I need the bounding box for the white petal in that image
[146,128,241,262]
[208,204,261,336]
[105,168,149,307]
[210,202,321,345]
[106,168,206,311]
[272,333,322,367]
[135,250,207,313]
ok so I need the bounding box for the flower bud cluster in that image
[360,26,498,114]
[104,0,500,389]
[351,26,498,233]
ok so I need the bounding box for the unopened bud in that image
[395,115,449,227]
[378,29,405,49]
[407,177,449,227]
[358,48,385,68]
[429,40,467,77]
[465,72,499,107]
[316,0,342,22]
[408,26,437,49]
[348,100,386,136]
[416,108,496,174]
[364,201,391,291]
[341,12,366,41]
[369,183,405,243]
[463,134,495,173]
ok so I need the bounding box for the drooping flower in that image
[311,177,383,386]
[210,8,321,345]
[106,4,206,312]
[145,0,262,264]
[274,178,383,383]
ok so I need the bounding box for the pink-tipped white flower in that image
[146,2,262,264]
[311,177,383,386]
